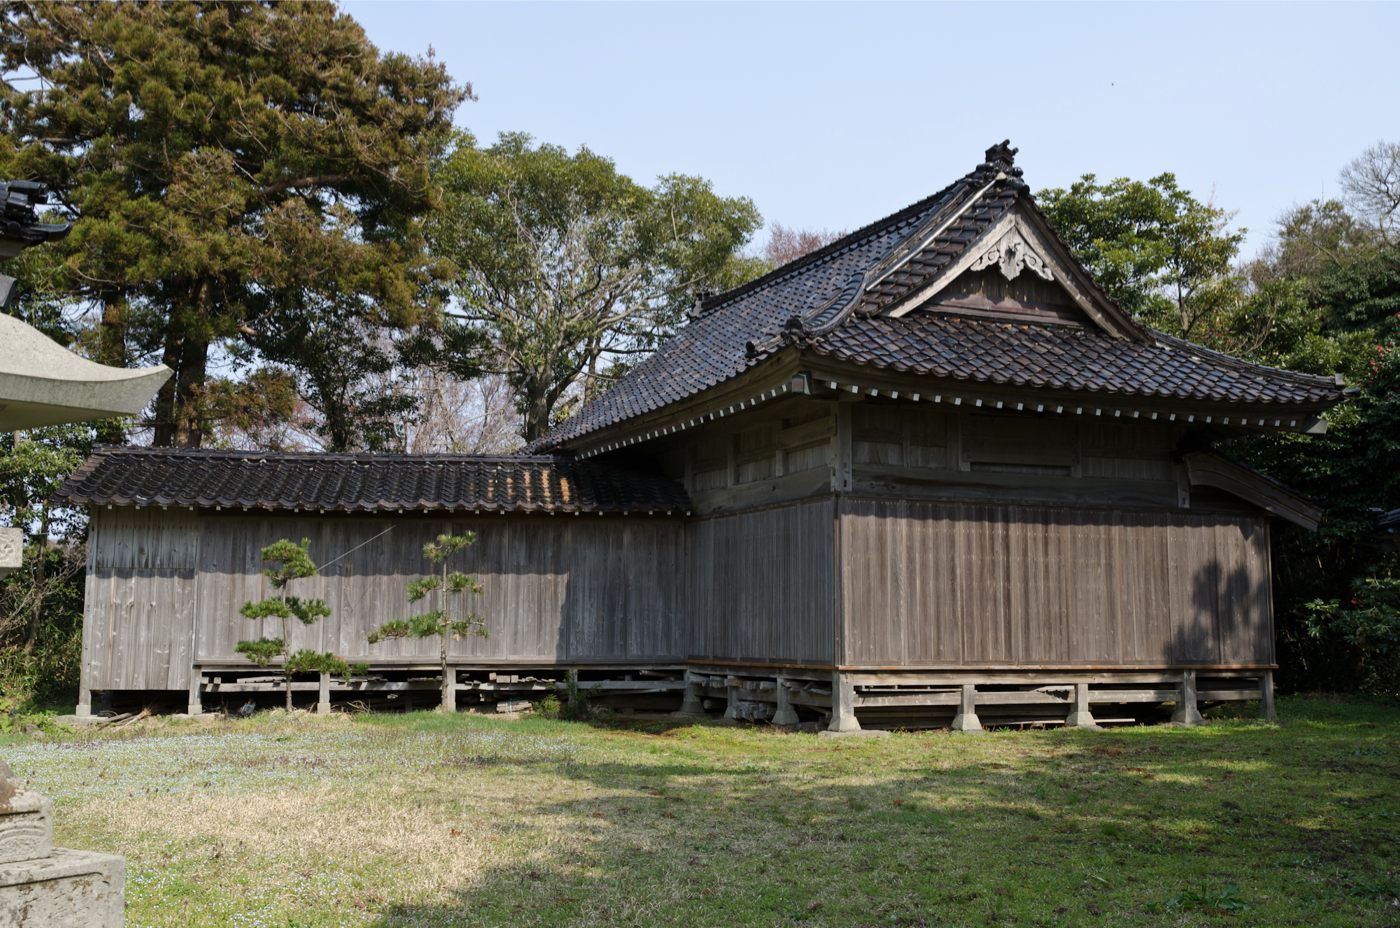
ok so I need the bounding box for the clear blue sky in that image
[345,1,1400,257]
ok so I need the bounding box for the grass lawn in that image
[3,696,1398,927]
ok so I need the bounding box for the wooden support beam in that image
[1064,682,1099,729]
[187,672,203,717]
[77,684,93,720]
[827,672,860,732]
[317,672,331,715]
[1172,670,1204,726]
[950,683,983,733]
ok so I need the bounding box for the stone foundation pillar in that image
[1259,671,1277,722]
[827,673,860,733]
[1065,682,1100,729]
[771,679,800,727]
[0,761,124,927]
[673,672,706,717]
[1171,671,1204,726]
[951,683,983,733]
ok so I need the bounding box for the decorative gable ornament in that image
[968,225,1054,282]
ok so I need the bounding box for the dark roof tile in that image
[57,448,690,515]
[811,314,1341,406]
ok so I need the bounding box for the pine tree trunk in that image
[440,633,453,712]
[96,296,129,445]
[153,282,212,448]
[282,612,293,712]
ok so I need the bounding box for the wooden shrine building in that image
[59,143,1346,730]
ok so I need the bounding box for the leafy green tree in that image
[1037,173,1245,338]
[237,537,350,711]
[1230,200,1400,695]
[368,532,485,711]
[0,424,94,708]
[0,1,468,447]
[430,132,763,441]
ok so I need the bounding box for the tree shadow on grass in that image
[366,713,1400,928]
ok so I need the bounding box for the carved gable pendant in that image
[969,226,1054,282]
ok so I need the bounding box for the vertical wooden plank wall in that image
[82,508,200,692]
[685,498,836,665]
[190,514,685,665]
[839,497,1273,668]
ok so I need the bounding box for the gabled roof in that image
[535,142,1346,451]
[56,447,690,515]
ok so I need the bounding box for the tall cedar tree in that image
[0,2,467,446]
[237,537,352,710]
[430,132,764,441]
[367,532,485,712]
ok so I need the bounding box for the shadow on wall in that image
[361,718,1394,927]
[1164,557,1263,667]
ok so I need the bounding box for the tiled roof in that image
[810,315,1343,406]
[533,163,1008,449]
[56,448,690,515]
[534,142,1345,451]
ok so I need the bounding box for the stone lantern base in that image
[0,762,124,927]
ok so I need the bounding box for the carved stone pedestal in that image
[0,762,124,927]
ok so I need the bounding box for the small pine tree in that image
[236,538,350,711]
[368,532,486,711]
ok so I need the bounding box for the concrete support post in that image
[317,672,332,715]
[1065,682,1100,729]
[674,671,706,716]
[723,676,741,722]
[951,683,983,732]
[1259,670,1277,722]
[1172,670,1204,726]
[186,673,202,717]
[827,672,861,732]
[771,678,800,727]
[75,686,92,720]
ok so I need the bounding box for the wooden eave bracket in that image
[1181,451,1323,531]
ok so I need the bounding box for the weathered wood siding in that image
[83,510,685,691]
[849,404,1187,509]
[81,508,200,691]
[685,498,836,665]
[839,497,1273,668]
[653,396,836,516]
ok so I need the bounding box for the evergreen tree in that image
[0,2,468,446]
[368,532,485,711]
[237,538,350,711]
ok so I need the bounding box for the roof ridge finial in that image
[980,140,1021,178]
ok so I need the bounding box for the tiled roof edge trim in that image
[1149,329,1345,393]
[55,447,692,515]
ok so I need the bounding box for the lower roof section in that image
[56,448,691,516]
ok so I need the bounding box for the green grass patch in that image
[3,696,1398,927]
